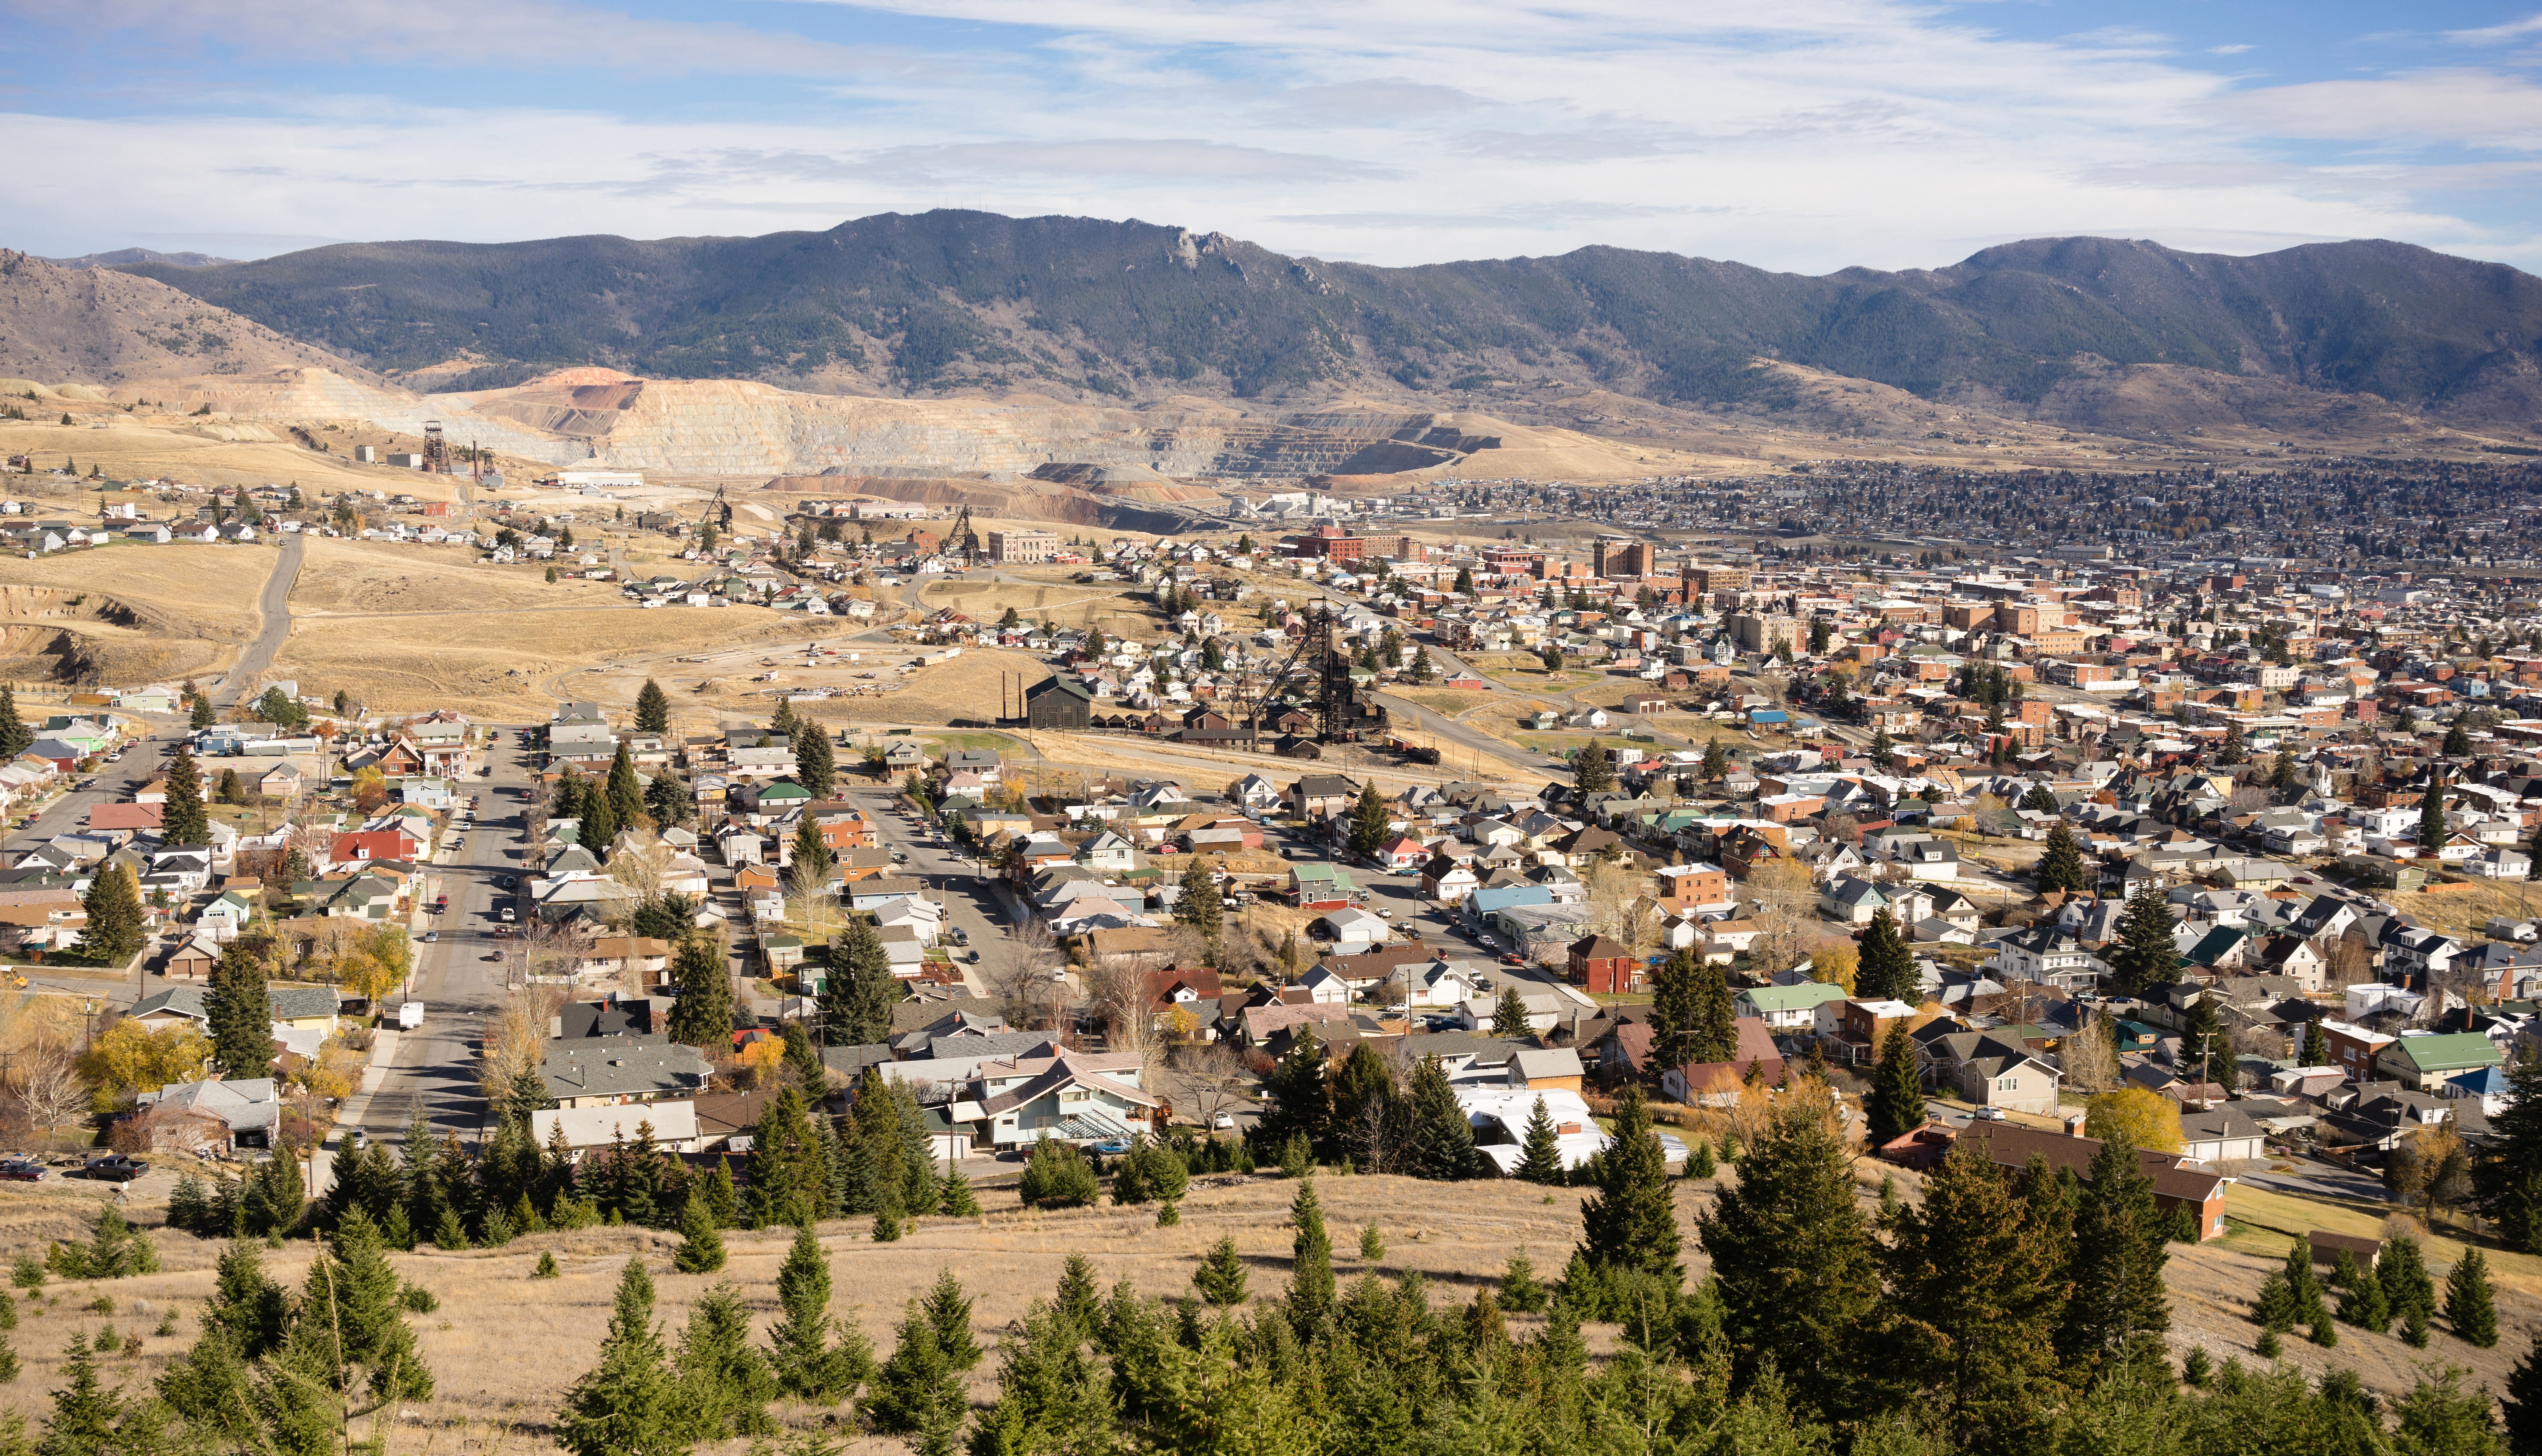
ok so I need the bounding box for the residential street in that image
[331,728,536,1162]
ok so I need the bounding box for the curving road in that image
[214,532,304,707]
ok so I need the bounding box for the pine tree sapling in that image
[1193,1236,1249,1305]
[673,1193,726,1273]
[2445,1247,2498,1348]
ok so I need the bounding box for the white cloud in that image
[0,0,2536,274]
[2219,70,2542,150]
[0,0,909,75]
[2443,11,2542,44]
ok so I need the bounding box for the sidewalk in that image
[310,1028,404,1198]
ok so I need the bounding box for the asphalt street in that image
[331,731,537,1161]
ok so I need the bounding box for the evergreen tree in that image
[2382,1234,2437,1328]
[1688,957,1735,1065]
[1346,781,1390,860]
[790,820,834,893]
[2181,993,2238,1094]
[580,787,617,848]
[2057,1131,2170,1369]
[204,937,270,1077]
[672,1193,725,1273]
[793,723,836,799]
[0,689,29,760]
[38,1334,120,1456]
[1868,725,1894,769]
[936,1165,978,1217]
[2106,885,2180,996]
[2302,1018,2330,1068]
[605,741,646,832]
[634,678,670,735]
[1015,1137,1097,1209]
[557,1259,680,1456]
[1884,1135,2067,1450]
[824,918,903,1048]
[663,936,731,1050]
[1865,1022,1928,1147]
[160,748,210,847]
[2481,1045,2542,1251]
[766,1224,870,1403]
[189,694,215,731]
[1700,737,1729,782]
[1572,744,1615,796]
[1257,1029,1330,1157]
[1286,1174,1336,1339]
[1193,1237,1249,1305]
[1646,948,1702,1077]
[1579,1087,1679,1280]
[1490,983,1529,1037]
[1173,862,1223,947]
[1699,1096,1880,1410]
[2034,820,2086,894]
[78,863,143,965]
[869,1289,971,1456]
[2422,770,2450,852]
[1401,1055,1479,1181]
[2331,1249,2388,1332]
[2446,1247,2498,1348]
[2504,1329,2542,1454]
[672,1280,777,1440]
[1515,1095,1567,1185]
[2215,721,2245,766]
[1856,907,1917,1004]
[2269,749,2298,793]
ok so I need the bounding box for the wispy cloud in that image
[0,0,2537,276]
[0,0,910,76]
[2442,11,2542,45]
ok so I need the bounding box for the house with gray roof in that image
[133,1076,281,1151]
[540,1039,712,1108]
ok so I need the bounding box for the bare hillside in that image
[0,250,368,387]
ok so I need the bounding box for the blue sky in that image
[5,0,2540,275]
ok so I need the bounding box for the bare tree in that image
[986,918,1065,1029]
[1083,954,1160,1059]
[2326,936,2375,991]
[14,1046,89,1148]
[2057,1015,2116,1093]
[1172,1040,1252,1131]
[1584,858,1664,960]
[476,984,565,1109]
[608,829,669,905]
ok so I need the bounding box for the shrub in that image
[1017,1137,1099,1209]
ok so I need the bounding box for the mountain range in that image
[109,212,2542,426]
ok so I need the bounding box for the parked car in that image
[422,930,438,943]
[1091,1139,1132,1156]
[0,1158,48,1182]
[1211,1111,1236,1130]
[80,1155,148,1182]
[1971,1107,2008,1122]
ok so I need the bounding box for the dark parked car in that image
[0,1158,47,1182]
[81,1155,148,1182]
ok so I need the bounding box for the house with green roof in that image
[1288,862,1356,910]
[1735,980,1852,1032]
[2381,1032,2503,1093]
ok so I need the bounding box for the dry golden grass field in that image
[919,578,1167,644]
[290,536,628,617]
[0,416,425,498]
[0,1156,2532,1451]
[274,605,825,723]
[0,541,278,686]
